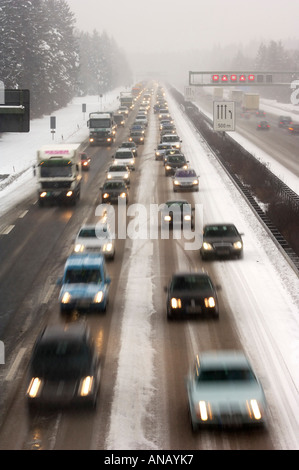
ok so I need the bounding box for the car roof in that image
[65,253,105,268]
[196,350,251,370]
[38,322,89,344]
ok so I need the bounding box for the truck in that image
[87,112,116,145]
[119,91,134,110]
[37,143,82,206]
[58,253,111,314]
[230,90,243,106]
[242,93,259,113]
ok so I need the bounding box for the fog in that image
[67,0,299,85]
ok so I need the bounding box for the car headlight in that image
[204,297,216,308]
[66,191,73,197]
[164,215,172,221]
[79,376,94,397]
[233,241,243,250]
[192,179,199,185]
[62,292,72,304]
[130,159,135,164]
[196,401,212,421]
[174,180,180,185]
[94,291,104,303]
[202,242,213,251]
[165,165,171,170]
[184,214,191,221]
[107,174,112,179]
[102,193,109,199]
[120,192,127,198]
[183,164,188,169]
[170,298,182,309]
[124,173,129,179]
[74,244,84,253]
[27,377,42,398]
[247,399,262,421]
[103,242,113,252]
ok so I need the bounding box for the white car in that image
[112,148,135,170]
[186,350,268,430]
[73,223,115,259]
[106,164,130,185]
[161,134,182,149]
[173,168,199,192]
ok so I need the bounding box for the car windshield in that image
[171,275,211,291]
[205,225,238,237]
[198,367,255,382]
[32,340,92,379]
[64,268,102,283]
[175,170,196,177]
[168,156,185,162]
[109,166,126,172]
[104,182,125,189]
[115,152,131,158]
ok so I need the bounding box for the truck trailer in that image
[87,112,116,145]
[242,93,259,113]
[37,143,82,206]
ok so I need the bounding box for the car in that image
[256,110,266,117]
[112,148,135,170]
[165,272,219,320]
[257,120,270,130]
[288,123,299,134]
[118,106,129,116]
[161,199,194,229]
[58,253,111,313]
[106,164,130,185]
[119,141,138,157]
[154,143,174,161]
[200,223,243,260]
[164,154,188,176]
[161,133,182,149]
[186,350,268,430]
[114,114,125,127]
[26,323,101,409]
[131,123,146,133]
[159,109,171,120]
[173,168,199,192]
[129,130,145,145]
[135,115,148,127]
[101,180,129,204]
[278,115,292,128]
[73,223,115,259]
[80,152,91,171]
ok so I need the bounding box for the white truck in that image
[87,112,116,145]
[37,143,82,206]
[242,93,259,113]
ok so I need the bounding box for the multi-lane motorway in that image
[0,85,298,450]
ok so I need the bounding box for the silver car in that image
[106,164,130,185]
[173,168,199,192]
[73,223,115,259]
[186,350,268,430]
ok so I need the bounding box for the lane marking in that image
[0,225,15,235]
[19,210,28,218]
[5,347,27,381]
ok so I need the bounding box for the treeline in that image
[0,0,132,118]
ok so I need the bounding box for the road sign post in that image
[213,101,235,132]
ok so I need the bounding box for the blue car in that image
[58,254,111,314]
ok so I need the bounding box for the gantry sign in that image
[0,83,30,132]
[189,71,299,87]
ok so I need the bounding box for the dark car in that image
[164,154,188,176]
[256,110,266,117]
[161,199,194,229]
[81,152,91,171]
[200,223,243,260]
[257,120,270,130]
[129,130,145,145]
[288,123,299,134]
[114,114,125,127]
[165,272,219,320]
[26,323,101,408]
[101,179,129,204]
[278,115,292,128]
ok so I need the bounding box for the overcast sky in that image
[67,0,299,55]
